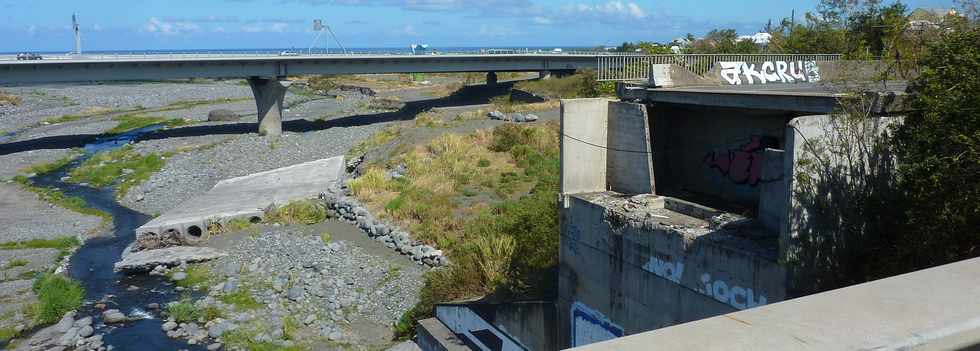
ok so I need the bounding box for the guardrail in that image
[0,49,642,62]
[596,54,844,81]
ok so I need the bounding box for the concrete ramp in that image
[134,156,344,246]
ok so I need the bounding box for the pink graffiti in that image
[705,136,775,186]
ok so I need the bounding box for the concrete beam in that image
[247,77,289,136]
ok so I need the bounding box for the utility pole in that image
[72,13,82,55]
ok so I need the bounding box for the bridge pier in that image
[247,77,289,136]
[538,71,553,80]
[486,72,498,87]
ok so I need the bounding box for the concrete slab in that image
[114,246,227,272]
[134,156,344,246]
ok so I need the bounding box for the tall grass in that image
[514,70,615,98]
[264,200,328,225]
[28,273,84,325]
[0,90,21,106]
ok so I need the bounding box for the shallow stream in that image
[28,126,205,350]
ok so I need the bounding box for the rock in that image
[524,113,539,122]
[114,246,227,272]
[287,286,304,301]
[94,303,107,310]
[73,316,92,327]
[150,265,167,276]
[488,110,507,120]
[171,272,188,281]
[220,262,240,277]
[512,113,527,122]
[146,303,160,310]
[58,327,78,346]
[54,312,76,332]
[162,321,178,331]
[78,325,94,338]
[304,314,317,325]
[328,330,344,341]
[208,109,240,122]
[207,343,223,351]
[102,309,127,324]
[386,340,422,351]
[223,279,239,293]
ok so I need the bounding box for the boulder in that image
[207,109,240,122]
[102,309,127,324]
[487,110,507,120]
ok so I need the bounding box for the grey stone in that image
[78,325,94,338]
[512,113,527,122]
[102,309,126,324]
[524,113,539,122]
[58,327,78,346]
[207,343,223,351]
[386,340,422,351]
[171,272,188,281]
[488,110,506,120]
[162,321,178,331]
[328,330,343,341]
[208,109,240,122]
[287,286,304,301]
[54,312,76,333]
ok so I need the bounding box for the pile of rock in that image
[487,110,538,123]
[23,312,105,351]
[206,109,240,122]
[322,188,446,267]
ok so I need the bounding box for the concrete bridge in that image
[0,53,598,135]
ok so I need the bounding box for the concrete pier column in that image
[486,72,498,87]
[539,71,553,80]
[247,77,289,136]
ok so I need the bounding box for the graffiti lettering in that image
[641,255,684,284]
[641,255,768,310]
[704,136,778,186]
[719,61,821,85]
[571,302,624,347]
[699,273,767,309]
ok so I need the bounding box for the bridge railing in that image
[0,49,640,62]
[596,54,844,81]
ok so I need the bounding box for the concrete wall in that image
[560,99,654,197]
[492,302,559,351]
[567,257,980,351]
[560,99,610,195]
[558,193,786,348]
[606,102,655,195]
[650,104,791,210]
[757,149,787,233]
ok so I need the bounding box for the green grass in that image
[220,289,263,310]
[348,126,401,159]
[414,111,445,127]
[3,259,28,270]
[68,145,167,197]
[18,152,80,175]
[172,265,212,289]
[107,114,194,134]
[12,178,111,224]
[209,217,257,235]
[0,236,82,264]
[165,298,200,323]
[27,273,84,325]
[320,231,332,243]
[264,200,328,225]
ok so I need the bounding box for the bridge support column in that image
[247,77,289,137]
[486,72,498,87]
[538,71,553,80]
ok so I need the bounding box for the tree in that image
[892,27,980,270]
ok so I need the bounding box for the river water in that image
[28,126,205,350]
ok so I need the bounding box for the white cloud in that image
[241,22,290,33]
[143,17,200,34]
[532,16,553,25]
[562,1,647,20]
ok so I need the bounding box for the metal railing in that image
[596,54,844,81]
[0,49,639,62]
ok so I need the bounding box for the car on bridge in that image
[16,52,43,60]
[278,50,300,57]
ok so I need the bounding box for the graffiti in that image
[697,273,768,310]
[641,255,684,284]
[571,302,624,347]
[641,255,769,310]
[704,136,778,186]
[719,61,821,85]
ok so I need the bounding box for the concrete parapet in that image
[416,318,470,351]
[566,257,980,351]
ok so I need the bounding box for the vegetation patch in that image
[513,70,615,99]
[165,298,200,323]
[3,259,29,270]
[222,327,304,351]
[0,90,21,106]
[347,126,401,159]
[18,152,81,176]
[489,96,560,114]
[42,106,121,125]
[172,265,212,289]
[413,111,445,127]
[68,145,167,197]
[12,178,111,223]
[220,289,263,310]
[264,200,328,225]
[27,273,84,325]
[107,114,194,134]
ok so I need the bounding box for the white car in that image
[278,51,300,57]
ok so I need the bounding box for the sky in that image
[0,0,958,52]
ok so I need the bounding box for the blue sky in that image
[0,0,957,52]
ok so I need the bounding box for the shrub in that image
[29,274,84,325]
[220,289,263,310]
[165,298,200,323]
[264,200,327,225]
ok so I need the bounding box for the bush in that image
[892,27,980,269]
[165,298,200,323]
[29,274,84,325]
